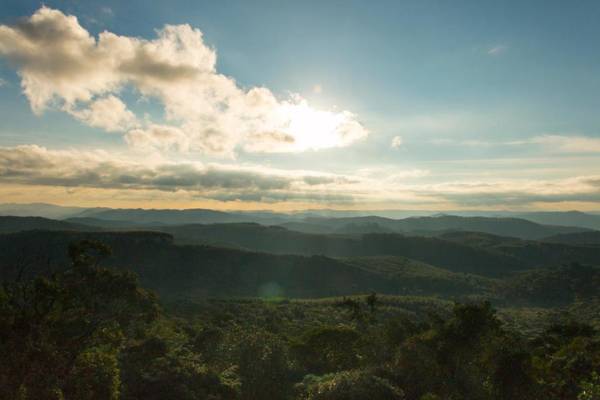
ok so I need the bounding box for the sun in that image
[278,101,364,152]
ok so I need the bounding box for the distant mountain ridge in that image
[284,215,590,240]
[0,203,89,219]
[0,203,598,235]
[512,211,600,230]
[3,216,600,278]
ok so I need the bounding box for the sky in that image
[0,0,600,211]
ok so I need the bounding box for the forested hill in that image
[2,227,600,301]
[287,215,590,239]
[2,216,600,275]
[0,216,93,233]
[155,223,600,271]
[543,230,600,246]
[0,230,494,299]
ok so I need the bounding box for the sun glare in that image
[286,103,341,150]
[277,101,362,151]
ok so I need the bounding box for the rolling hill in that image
[3,217,600,277]
[543,231,600,246]
[0,216,93,233]
[292,215,590,239]
[0,230,490,299]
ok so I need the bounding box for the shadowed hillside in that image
[0,216,93,233]
[543,231,600,246]
[0,230,492,299]
[293,215,590,239]
[3,217,600,277]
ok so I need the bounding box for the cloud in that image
[0,145,360,203]
[0,78,6,87]
[0,7,368,156]
[391,136,403,148]
[68,95,137,132]
[302,175,355,186]
[0,145,287,191]
[487,44,508,56]
[2,144,598,208]
[430,134,600,154]
[415,176,600,206]
[125,125,190,152]
[529,135,600,153]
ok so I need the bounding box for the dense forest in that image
[2,214,600,399]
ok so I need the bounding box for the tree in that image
[291,326,361,374]
[235,329,290,400]
[298,369,404,400]
[0,240,158,399]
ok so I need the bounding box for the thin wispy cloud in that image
[529,135,600,153]
[430,134,600,154]
[487,44,508,56]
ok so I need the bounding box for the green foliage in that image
[298,370,404,400]
[292,326,361,374]
[3,235,600,400]
[0,240,237,400]
[235,329,290,400]
[0,240,158,399]
[63,349,121,400]
[579,372,600,400]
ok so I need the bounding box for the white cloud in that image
[68,95,137,132]
[487,44,508,56]
[125,124,190,152]
[0,78,6,87]
[0,7,368,156]
[391,136,403,148]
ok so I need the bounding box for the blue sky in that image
[0,1,599,210]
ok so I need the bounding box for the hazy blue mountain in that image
[3,216,599,277]
[277,221,337,234]
[147,222,585,277]
[0,203,87,219]
[76,208,249,225]
[291,215,589,240]
[64,217,151,229]
[512,211,600,230]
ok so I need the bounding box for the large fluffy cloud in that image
[0,7,368,156]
